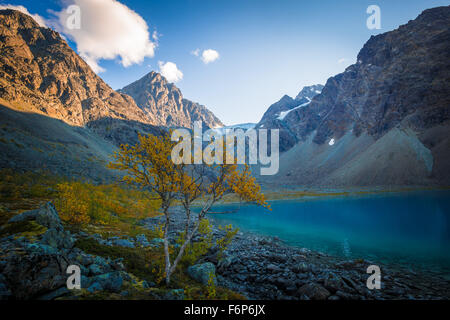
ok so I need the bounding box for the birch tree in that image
[109,133,269,285]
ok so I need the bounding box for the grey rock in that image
[77,254,93,266]
[112,239,135,248]
[187,262,217,286]
[135,234,150,247]
[295,262,310,273]
[8,202,62,229]
[41,228,75,249]
[164,289,185,300]
[25,243,59,255]
[297,283,331,300]
[150,238,165,247]
[91,271,128,293]
[217,255,235,271]
[89,264,103,276]
[87,282,103,293]
[323,272,343,292]
[142,280,155,289]
[267,264,282,273]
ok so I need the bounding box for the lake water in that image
[210,191,450,275]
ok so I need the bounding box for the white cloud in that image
[191,48,200,57]
[0,4,47,27]
[201,49,220,64]
[158,61,183,83]
[338,58,348,64]
[51,0,156,73]
[152,30,159,42]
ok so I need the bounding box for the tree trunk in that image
[163,209,171,286]
[168,219,201,277]
[164,204,213,285]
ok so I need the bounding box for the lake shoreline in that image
[204,186,450,206]
[143,207,450,300]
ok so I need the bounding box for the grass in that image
[0,220,47,240]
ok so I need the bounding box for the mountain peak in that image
[0,8,154,128]
[295,84,324,101]
[120,71,223,128]
[0,8,41,29]
[279,95,294,103]
[143,70,164,81]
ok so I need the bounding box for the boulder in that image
[217,255,235,272]
[41,228,74,249]
[323,272,343,292]
[0,247,68,299]
[187,262,217,286]
[8,202,62,230]
[135,234,150,247]
[164,289,185,300]
[89,264,103,276]
[90,271,129,293]
[25,242,59,255]
[150,238,165,247]
[112,239,135,248]
[297,283,331,300]
[87,282,103,293]
[294,262,310,273]
[266,264,282,273]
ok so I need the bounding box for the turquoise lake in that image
[209,191,450,275]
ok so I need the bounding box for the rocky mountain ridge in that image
[0,9,222,135]
[279,7,449,146]
[257,85,323,151]
[120,71,223,129]
[0,9,153,129]
[0,9,218,177]
[257,6,450,187]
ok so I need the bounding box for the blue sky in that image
[1,0,449,125]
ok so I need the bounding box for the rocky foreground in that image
[1,203,449,300]
[142,208,450,300]
[0,203,182,300]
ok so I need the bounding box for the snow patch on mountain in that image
[277,101,311,121]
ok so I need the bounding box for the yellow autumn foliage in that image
[54,181,161,226]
